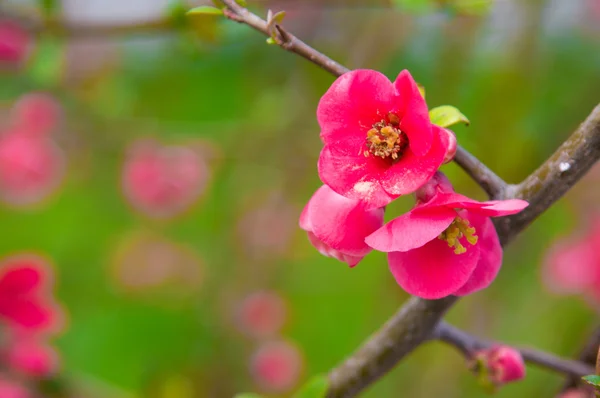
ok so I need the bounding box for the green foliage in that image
[582,375,600,389]
[187,6,224,16]
[294,374,329,398]
[429,105,470,128]
[26,36,64,87]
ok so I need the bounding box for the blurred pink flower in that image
[543,216,600,303]
[366,173,528,299]
[5,334,60,378]
[558,389,594,398]
[250,340,303,393]
[473,345,526,386]
[10,93,62,137]
[0,377,30,398]
[0,255,63,333]
[317,69,446,208]
[300,184,385,267]
[236,291,287,339]
[122,140,209,219]
[0,129,65,207]
[0,20,30,66]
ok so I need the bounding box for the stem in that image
[453,145,509,198]
[435,322,595,379]
[562,326,600,391]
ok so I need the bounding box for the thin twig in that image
[216,2,600,397]
[434,322,595,379]
[454,145,509,198]
[562,326,600,391]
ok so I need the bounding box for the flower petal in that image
[309,186,384,257]
[318,70,395,144]
[393,70,432,156]
[380,125,446,196]
[306,232,363,267]
[0,297,54,330]
[414,192,528,217]
[318,144,395,208]
[453,213,503,296]
[388,235,480,299]
[0,258,47,295]
[365,207,456,252]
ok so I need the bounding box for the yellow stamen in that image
[438,217,479,254]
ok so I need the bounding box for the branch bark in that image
[562,326,600,391]
[434,322,595,379]
[217,2,600,397]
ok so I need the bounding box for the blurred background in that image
[0,0,599,397]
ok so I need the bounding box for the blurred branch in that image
[434,322,595,379]
[454,146,509,198]
[217,2,600,397]
[561,326,600,391]
[0,8,177,37]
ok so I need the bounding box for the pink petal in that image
[298,201,312,231]
[477,199,529,216]
[0,261,46,295]
[306,232,363,267]
[380,125,446,196]
[393,70,432,156]
[365,207,456,252]
[318,144,396,208]
[414,192,529,217]
[453,213,503,296]
[308,185,384,257]
[0,297,54,330]
[317,70,395,144]
[542,238,597,294]
[388,236,480,299]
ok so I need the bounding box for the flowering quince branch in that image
[433,322,595,379]
[213,2,600,397]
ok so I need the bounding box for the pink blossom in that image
[558,389,594,398]
[0,20,30,65]
[0,130,65,207]
[122,140,209,219]
[473,345,526,386]
[543,217,600,303]
[365,173,528,298]
[0,378,30,398]
[317,69,446,207]
[5,334,59,377]
[0,255,63,333]
[250,340,303,393]
[10,93,62,137]
[236,291,287,339]
[299,184,385,267]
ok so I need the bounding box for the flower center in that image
[439,217,478,254]
[364,113,409,160]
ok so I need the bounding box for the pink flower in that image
[542,217,600,303]
[122,140,209,219]
[0,378,30,398]
[0,130,65,207]
[250,340,303,393]
[0,20,30,65]
[10,93,62,137]
[558,389,594,398]
[299,185,385,267]
[365,173,528,298]
[5,334,60,378]
[317,69,447,207]
[0,255,63,333]
[236,291,287,339]
[473,345,526,386]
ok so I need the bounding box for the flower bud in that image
[472,345,525,387]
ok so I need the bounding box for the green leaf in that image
[266,37,277,45]
[38,0,59,16]
[583,375,600,388]
[271,10,286,24]
[234,394,264,398]
[235,0,247,6]
[26,36,64,87]
[187,6,223,16]
[212,0,226,8]
[429,105,470,128]
[294,374,329,398]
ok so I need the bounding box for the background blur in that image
[0,0,600,397]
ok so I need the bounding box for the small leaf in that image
[266,37,276,45]
[234,394,264,398]
[212,0,225,8]
[272,11,286,24]
[235,0,247,6]
[26,36,64,87]
[294,374,329,398]
[429,105,470,128]
[187,6,223,16]
[583,375,600,388]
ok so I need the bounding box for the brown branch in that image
[216,2,600,397]
[562,326,600,391]
[434,322,595,379]
[453,145,509,198]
